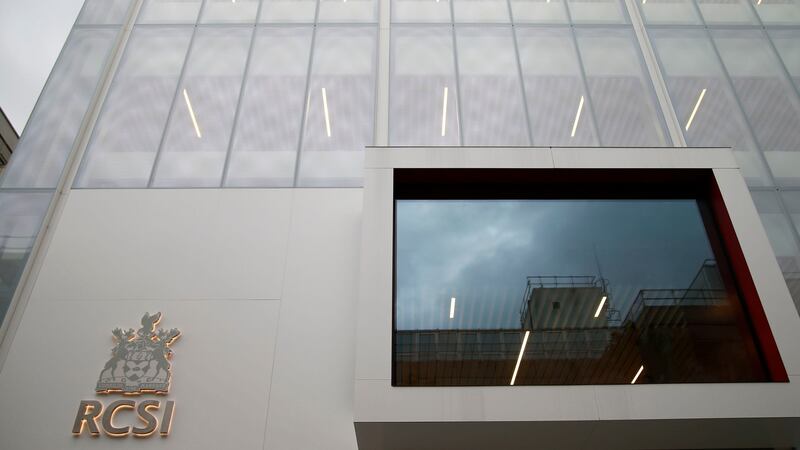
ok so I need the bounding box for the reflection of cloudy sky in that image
[396,199,716,330]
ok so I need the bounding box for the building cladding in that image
[0,0,800,448]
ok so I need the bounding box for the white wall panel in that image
[29,189,293,302]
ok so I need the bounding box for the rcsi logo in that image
[72,312,180,438]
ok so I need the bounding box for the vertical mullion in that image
[567,26,604,146]
[450,2,466,145]
[291,0,321,187]
[221,0,265,187]
[147,0,208,187]
[506,0,535,146]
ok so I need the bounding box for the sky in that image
[0,0,84,133]
[395,199,718,330]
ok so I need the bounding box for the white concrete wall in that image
[0,188,362,450]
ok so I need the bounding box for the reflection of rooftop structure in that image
[395,260,766,386]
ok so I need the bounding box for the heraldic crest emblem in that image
[96,312,180,395]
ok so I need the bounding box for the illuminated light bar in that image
[685,88,707,131]
[183,89,202,139]
[642,0,646,4]
[571,95,584,138]
[449,297,456,319]
[631,365,644,384]
[441,87,449,137]
[322,87,331,138]
[594,295,607,318]
[510,330,530,386]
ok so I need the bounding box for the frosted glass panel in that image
[697,0,759,24]
[713,29,800,187]
[455,26,530,145]
[201,0,260,23]
[390,27,460,146]
[2,28,116,188]
[0,191,52,325]
[260,0,318,22]
[575,28,667,146]
[769,30,800,90]
[453,0,511,22]
[510,0,569,23]
[153,27,252,187]
[138,0,203,24]
[297,26,377,187]
[392,0,452,22]
[318,0,377,22]
[76,27,193,188]
[752,190,800,311]
[639,0,702,24]
[517,27,597,146]
[649,29,771,186]
[567,0,627,23]
[77,0,132,24]
[226,27,314,187]
[754,0,800,25]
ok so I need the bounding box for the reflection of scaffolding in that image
[519,275,620,329]
[626,289,727,325]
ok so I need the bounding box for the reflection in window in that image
[390,27,460,146]
[395,197,770,385]
[76,26,193,188]
[296,26,377,187]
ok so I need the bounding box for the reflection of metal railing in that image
[519,275,609,328]
[626,288,727,323]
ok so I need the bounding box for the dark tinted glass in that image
[394,199,768,386]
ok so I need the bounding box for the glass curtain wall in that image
[640,0,800,310]
[75,0,379,188]
[0,2,125,326]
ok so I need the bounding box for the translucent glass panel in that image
[754,0,800,25]
[453,0,510,22]
[510,0,569,23]
[395,198,769,385]
[153,27,252,187]
[1,28,116,188]
[517,27,598,145]
[390,27,460,146]
[769,30,800,90]
[76,27,193,188]
[317,0,377,22]
[77,0,132,24]
[138,0,203,24]
[575,28,667,146]
[649,29,770,186]
[696,0,759,24]
[566,0,628,23]
[392,0,452,22]
[455,26,529,145]
[751,190,800,310]
[639,0,702,24]
[225,27,313,187]
[260,0,318,22]
[713,29,800,187]
[297,26,377,187]
[0,191,51,326]
[201,0,260,23]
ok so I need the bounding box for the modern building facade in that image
[1,0,800,448]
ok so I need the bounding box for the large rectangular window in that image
[393,170,783,386]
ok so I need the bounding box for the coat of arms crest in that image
[96,312,180,395]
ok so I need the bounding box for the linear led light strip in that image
[441,87,449,137]
[594,295,607,318]
[183,89,202,139]
[322,87,332,138]
[449,297,456,319]
[510,330,530,386]
[685,88,707,131]
[571,96,584,138]
[631,365,644,384]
